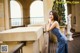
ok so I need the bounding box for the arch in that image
[30,0,44,24]
[10,0,23,26]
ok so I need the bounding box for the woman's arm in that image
[46,21,57,31]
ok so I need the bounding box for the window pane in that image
[10,1,23,26]
[30,1,44,24]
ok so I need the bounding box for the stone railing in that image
[0,26,44,53]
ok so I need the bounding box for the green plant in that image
[52,0,66,26]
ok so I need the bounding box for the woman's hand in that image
[48,19,52,23]
[46,19,52,32]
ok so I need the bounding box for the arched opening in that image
[10,0,23,27]
[30,1,44,24]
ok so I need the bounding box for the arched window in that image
[30,1,44,24]
[10,0,23,26]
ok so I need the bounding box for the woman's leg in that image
[56,37,68,53]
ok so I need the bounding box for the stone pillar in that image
[4,0,10,29]
[43,0,53,23]
[0,0,5,31]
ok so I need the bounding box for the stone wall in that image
[67,0,80,32]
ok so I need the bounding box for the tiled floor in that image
[68,35,80,53]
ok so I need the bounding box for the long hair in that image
[50,10,59,22]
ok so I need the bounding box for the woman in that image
[46,10,68,53]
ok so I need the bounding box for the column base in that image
[67,33,73,41]
[67,38,73,41]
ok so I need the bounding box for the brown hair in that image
[49,10,59,22]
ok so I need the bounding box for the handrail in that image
[10,42,26,53]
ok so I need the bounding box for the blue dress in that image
[51,27,68,53]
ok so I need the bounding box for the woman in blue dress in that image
[46,10,68,53]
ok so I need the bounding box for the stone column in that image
[4,0,10,29]
[43,0,53,23]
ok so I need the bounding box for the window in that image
[10,0,23,26]
[30,1,44,24]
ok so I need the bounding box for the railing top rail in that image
[10,42,25,53]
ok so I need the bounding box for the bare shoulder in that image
[54,21,58,24]
[51,21,59,26]
[54,21,59,27]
